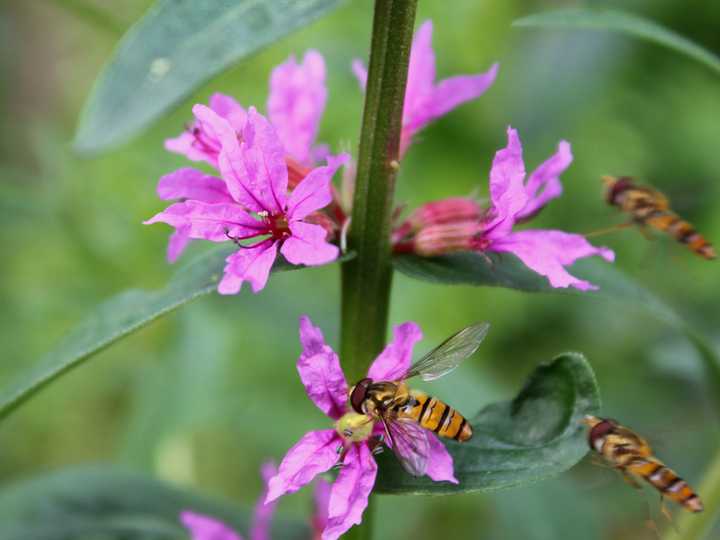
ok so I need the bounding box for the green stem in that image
[340,0,418,383]
[340,1,417,539]
[662,449,720,540]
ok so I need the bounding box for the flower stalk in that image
[341,0,418,383]
[340,1,417,538]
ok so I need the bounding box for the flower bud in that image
[413,221,486,257]
[409,197,482,229]
[286,157,312,189]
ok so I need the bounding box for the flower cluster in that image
[264,317,457,540]
[393,128,615,290]
[181,462,330,540]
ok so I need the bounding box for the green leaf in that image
[395,252,720,409]
[0,466,307,540]
[375,353,600,494]
[0,246,296,421]
[74,0,344,153]
[513,8,720,75]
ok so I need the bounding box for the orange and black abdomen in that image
[644,209,716,259]
[406,391,473,442]
[626,457,704,513]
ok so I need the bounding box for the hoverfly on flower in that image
[336,322,489,476]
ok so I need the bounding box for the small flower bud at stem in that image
[413,221,484,257]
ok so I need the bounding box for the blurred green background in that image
[1,0,719,538]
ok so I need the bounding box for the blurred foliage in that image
[1,0,719,539]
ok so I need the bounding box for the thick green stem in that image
[340,0,418,383]
[661,448,720,540]
[340,1,417,539]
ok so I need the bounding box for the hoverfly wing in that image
[405,322,490,381]
[383,417,430,477]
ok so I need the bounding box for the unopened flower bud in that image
[413,221,485,257]
[286,157,312,189]
[408,197,482,230]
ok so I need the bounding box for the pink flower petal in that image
[180,511,243,540]
[251,461,278,540]
[322,444,377,540]
[425,433,458,483]
[157,168,233,203]
[297,315,348,420]
[281,221,339,266]
[268,50,327,165]
[484,127,528,237]
[167,225,192,263]
[516,140,572,222]
[313,477,332,535]
[367,322,423,381]
[217,107,289,214]
[404,20,436,126]
[165,131,214,165]
[427,63,499,121]
[287,154,349,220]
[351,59,367,88]
[266,429,341,503]
[144,201,261,243]
[218,241,278,295]
[491,229,615,291]
[209,92,247,132]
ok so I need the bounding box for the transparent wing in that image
[382,416,429,477]
[405,322,490,381]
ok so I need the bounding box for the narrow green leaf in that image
[395,253,720,410]
[0,246,298,421]
[376,353,600,494]
[74,0,344,153]
[513,8,720,75]
[0,466,306,540]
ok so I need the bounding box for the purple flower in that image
[479,128,614,290]
[145,107,348,294]
[159,51,333,262]
[265,316,457,540]
[180,461,329,540]
[353,20,498,157]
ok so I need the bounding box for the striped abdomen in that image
[643,210,716,260]
[403,390,472,441]
[626,456,704,513]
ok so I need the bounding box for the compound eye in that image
[350,378,372,414]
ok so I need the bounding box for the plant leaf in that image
[375,353,600,494]
[0,246,353,422]
[395,253,720,410]
[0,466,306,540]
[513,8,720,75]
[74,0,344,153]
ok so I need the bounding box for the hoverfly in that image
[337,322,489,476]
[603,176,716,260]
[583,415,703,513]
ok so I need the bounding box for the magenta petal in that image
[268,50,327,165]
[404,20,436,123]
[144,201,260,243]
[516,140,572,222]
[167,225,192,263]
[297,315,348,420]
[217,107,288,214]
[165,131,215,165]
[313,477,332,535]
[266,429,341,503]
[351,59,367,88]
[218,241,278,295]
[425,433,458,483]
[157,168,232,203]
[250,461,278,540]
[281,221,339,266]
[180,511,243,540]
[484,127,528,237]
[367,322,423,381]
[492,229,615,291]
[427,63,499,120]
[209,92,247,132]
[287,153,349,220]
[322,444,378,540]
